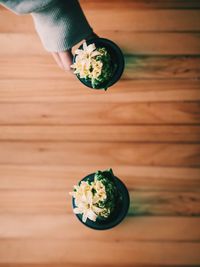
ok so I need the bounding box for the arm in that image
[0,0,94,70]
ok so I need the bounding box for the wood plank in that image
[0,125,200,143]
[124,56,200,80]
[0,102,199,125]
[0,9,200,33]
[0,264,135,267]
[80,0,200,9]
[1,189,200,216]
[69,9,200,33]
[0,264,198,267]
[1,33,200,55]
[0,1,200,267]
[0,80,199,103]
[1,0,200,10]
[0,56,199,80]
[132,191,200,216]
[0,215,199,241]
[1,189,200,217]
[0,264,136,267]
[0,264,178,267]
[0,165,199,192]
[96,32,200,55]
[0,142,199,167]
[0,265,198,267]
[0,239,199,266]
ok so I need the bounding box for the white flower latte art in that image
[71,42,113,89]
[70,178,109,223]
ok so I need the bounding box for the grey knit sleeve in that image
[0,0,57,14]
[0,0,93,52]
[31,0,93,52]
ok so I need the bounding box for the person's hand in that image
[52,50,73,71]
[51,33,98,71]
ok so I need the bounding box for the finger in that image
[58,50,73,71]
[52,52,64,69]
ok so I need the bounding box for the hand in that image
[51,33,98,71]
[52,50,73,72]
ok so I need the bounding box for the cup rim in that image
[73,37,125,90]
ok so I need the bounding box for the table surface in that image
[0,0,200,266]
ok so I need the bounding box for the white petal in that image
[82,212,88,223]
[92,205,103,214]
[75,49,83,55]
[87,209,97,222]
[80,181,89,187]
[83,42,88,51]
[74,198,80,206]
[85,60,91,70]
[87,43,96,54]
[73,207,82,214]
[92,195,99,204]
[91,51,101,58]
[80,193,87,202]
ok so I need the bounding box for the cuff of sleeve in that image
[31,0,93,52]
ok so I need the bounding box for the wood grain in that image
[0,0,200,266]
[0,102,199,125]
[0,239,200,266]
[1,125,200,142]
[0,55,200,79]
[0,189,200,216]
[0,142,199,167]
[1,0,200,10]
[1,9,200,33]
[0,165,200,191]
[80,0,200,9]
[1,33,200,55]
[0,80,199,103]
[0,215,199,241]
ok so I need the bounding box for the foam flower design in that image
[75,42,101,61]
[71,42,102,79]
[71,42,113,89]
[70,169,118,223]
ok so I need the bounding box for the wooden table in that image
[0,0,200,266]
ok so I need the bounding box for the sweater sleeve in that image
[0,0,93,52]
